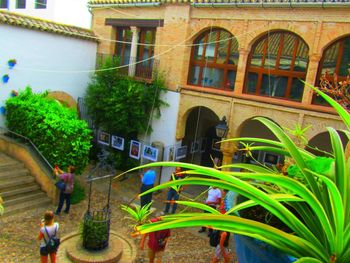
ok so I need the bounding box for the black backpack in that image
[209,230,221,247]
[209,230,230,247]
[44,225,60,253]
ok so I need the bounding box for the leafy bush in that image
[85,58,167,136]
[5,87,92,174]
[85,57,167,170]
[71,179,85,204]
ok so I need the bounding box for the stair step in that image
[4,191,47,206]
[0,183,40,197]
[2,198,52,217]
[0,161,24,172]
[0,168,29,180]
[0,176,35,190]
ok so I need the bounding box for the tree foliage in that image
[85,58,168,137]
[5,87,92,174]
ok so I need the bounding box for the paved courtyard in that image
[0,167,237,262]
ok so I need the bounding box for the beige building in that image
[89,0,350,168]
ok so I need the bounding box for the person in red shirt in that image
[140,218,171,263]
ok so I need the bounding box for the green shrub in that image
[71,179,85,204]
[5,87,92,174]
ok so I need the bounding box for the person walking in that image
[198,186,222,235]
[211,231,231,263]
[38,211,60,263]
[54,165,75,215]
[140,218,171,263]
[163,167,185,214]
[140,168,156,208]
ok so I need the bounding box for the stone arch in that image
[319,33,350,53]
[189,24,236,46]
[307,130,349,156]
[176,96,231,140]
[47,91,77,109]
[245,27,310,53]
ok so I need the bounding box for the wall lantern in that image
[215,116,229,138]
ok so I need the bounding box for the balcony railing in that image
[96,54,158,80]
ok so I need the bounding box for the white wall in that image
[0,24,97,126]
[4,0,91,28]
[140,90,182,184]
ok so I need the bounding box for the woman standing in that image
[54,165,75,215]
[38,211,60,263]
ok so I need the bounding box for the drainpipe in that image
[88,3,161,8]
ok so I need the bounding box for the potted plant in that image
[119,83,350,263]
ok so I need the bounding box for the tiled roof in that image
[0,10,97,42]
[89,0,350,5]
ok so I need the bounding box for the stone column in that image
[302,54,321,105]
[128,26,139,77]
[233,48,249,95]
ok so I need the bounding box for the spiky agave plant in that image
[121,202,153,226]
[116,84,350,263]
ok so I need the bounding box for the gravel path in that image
[0,168,237,262]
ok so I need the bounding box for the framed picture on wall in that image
[165,146,175,161]
[263,152,280,165]
[212,139,221,152]
[175,146,187,160]
[142,145,158,162]
[190,140,200,153]
[200,138,207,153]
[98,131,110,146]
[129,140,141,160]
[111,135,124,150]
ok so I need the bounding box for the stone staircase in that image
[0,153,51,216]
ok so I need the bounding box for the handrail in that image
[0,126,54,171]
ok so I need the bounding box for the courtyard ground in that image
[0,166,237,262]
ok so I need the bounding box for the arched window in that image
[314,36,350,105]
[188,28,239,90]
[244,31,309,101]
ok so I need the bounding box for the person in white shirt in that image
[38,210,60,263]
[198,186,222,235]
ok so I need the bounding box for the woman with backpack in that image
[38,210,60,263]
[54,165,75,215]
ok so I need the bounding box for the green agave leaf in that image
[169,201,221,214]
[327,127,348,220]
[227,194,304,214]
[234,172,334,251]
[223,137,315,159]
[293,257,323,263]
[221,163,274,173]
[136,215,327,261]
[303,82,350,129]
[139,176,323,250]
[254,117,322,201]
[306,169,344,256]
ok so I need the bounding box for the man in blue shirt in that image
[140,169,156,208]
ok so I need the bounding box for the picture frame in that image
[165,146,175,161]
[129,140,141,160]
[98,131,110,146]
[211,139,221,152]
[190,140,200,153]
[200,138,207,153]
[175,146,187,160]
[263,152,280,165]
[142,145,158,162]
[111,135,124,150]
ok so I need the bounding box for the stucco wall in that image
[0,24,97,127]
